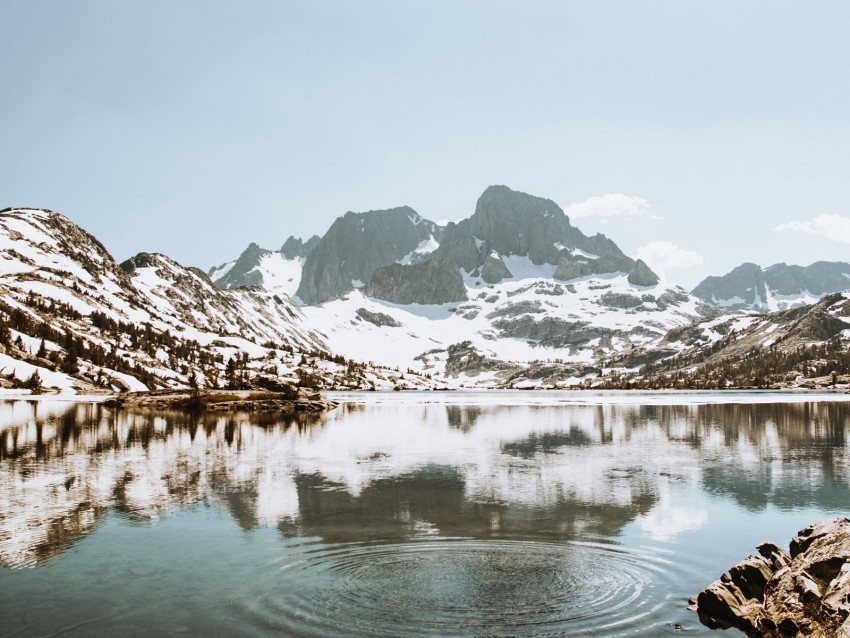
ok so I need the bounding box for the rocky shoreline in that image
[102,388,338,413]
[694,518,850,637]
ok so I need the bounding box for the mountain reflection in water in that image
[2,396,849,569]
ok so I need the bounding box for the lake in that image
[2,391,849,636]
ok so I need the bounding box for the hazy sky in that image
[3,1,850,288]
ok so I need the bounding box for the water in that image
[1,391,849,636]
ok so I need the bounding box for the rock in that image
[599,291,643,310]
[209,242,270,289]
[481,252,513,283]
[694,518,850,637]
[628,259,660,286]
[364,259,467,305]
[280,234,320,260]
[553,254,594,282]
[355,307,402,328]
[296,206,439,304]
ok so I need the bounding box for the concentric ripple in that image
[227,538,680,637]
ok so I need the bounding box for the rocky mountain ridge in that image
[0,208,434,394]
[692,261,850,312]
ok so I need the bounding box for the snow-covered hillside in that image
[0,208,428,393]
[303,257,704,387]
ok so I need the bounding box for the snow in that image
[400,237,439,265]
[304,268,703,383]
[254,253,303,297]
[570,248,599,260]
[0,352,77,393]
[208,261,235,282]
[500,255,558,280]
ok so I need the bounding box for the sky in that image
[2,0,850,289]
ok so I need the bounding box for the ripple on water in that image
[227,538,687,637]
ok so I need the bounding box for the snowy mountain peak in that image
[692,261,850,311]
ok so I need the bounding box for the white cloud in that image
[564,194,651,219]
[636,241,703,279]
[636,503,708,541]
[775,213,850,245]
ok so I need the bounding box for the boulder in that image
[364,259,467,305]
[627,259,660,286]
[695,518,850,637]
[481,252,513,283]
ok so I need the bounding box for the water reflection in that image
[1,398,849,568]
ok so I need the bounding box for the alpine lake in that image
[2,391,850,637]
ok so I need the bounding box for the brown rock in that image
[694,518,850,637]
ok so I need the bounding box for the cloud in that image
[636,241,703,278]
[775,213,850,245]
[564,194,651,219]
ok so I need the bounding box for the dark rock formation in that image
[553,254,595,282]
[296,206,438,304]
[693,261,850,310]
[211,242,271,289]
[695,518,850,637]
[443,341,520,378]
[280,234,320,260]
[628,259,660,286]
[692,262,767,308]
[102,388,338,413]
[355,307,402,328]
[599,291,643,310]
[432,185,634,274]
[481,252,513,283]
[364,259,467,305]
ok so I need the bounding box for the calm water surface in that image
[1,391,850,636]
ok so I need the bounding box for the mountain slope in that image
[692,261,850,311]
[209,234,319,296]
[602,292,850,389]
[0,208,429,393]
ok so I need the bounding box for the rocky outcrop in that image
[443,341,520,378]
[209,242,271,289]
[628,259,660,286]
[693,261,850,311]
[103,388,338,413]
[695,518,850,637]
[692,262,767,309]
[280,234,320,260]
[364,259,467,305]
[432,185,634,274]
[296,206,438,304]
[481,252,513,283]
[355,307,402,327]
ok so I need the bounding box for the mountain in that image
[432,185,636,280]
[0,208,430,393]
[208,234,319,296]
[692,261,850,311]
[201,185,708,387]
[295,206,440,304]
[291,186,710,387]
[601,292,850,389]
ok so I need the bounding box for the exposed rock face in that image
[280,235,320,260]
[481,252,513,283]
[355,307,402,328]
[628,259,660,286]
[695,518,850,637]
[364,259,467,305]
[692,262,767,309]
[432,185,634,274]
[443,341,520,378]
[209,242,271,289]
[693,261,850,311]
[296,206,438,304]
